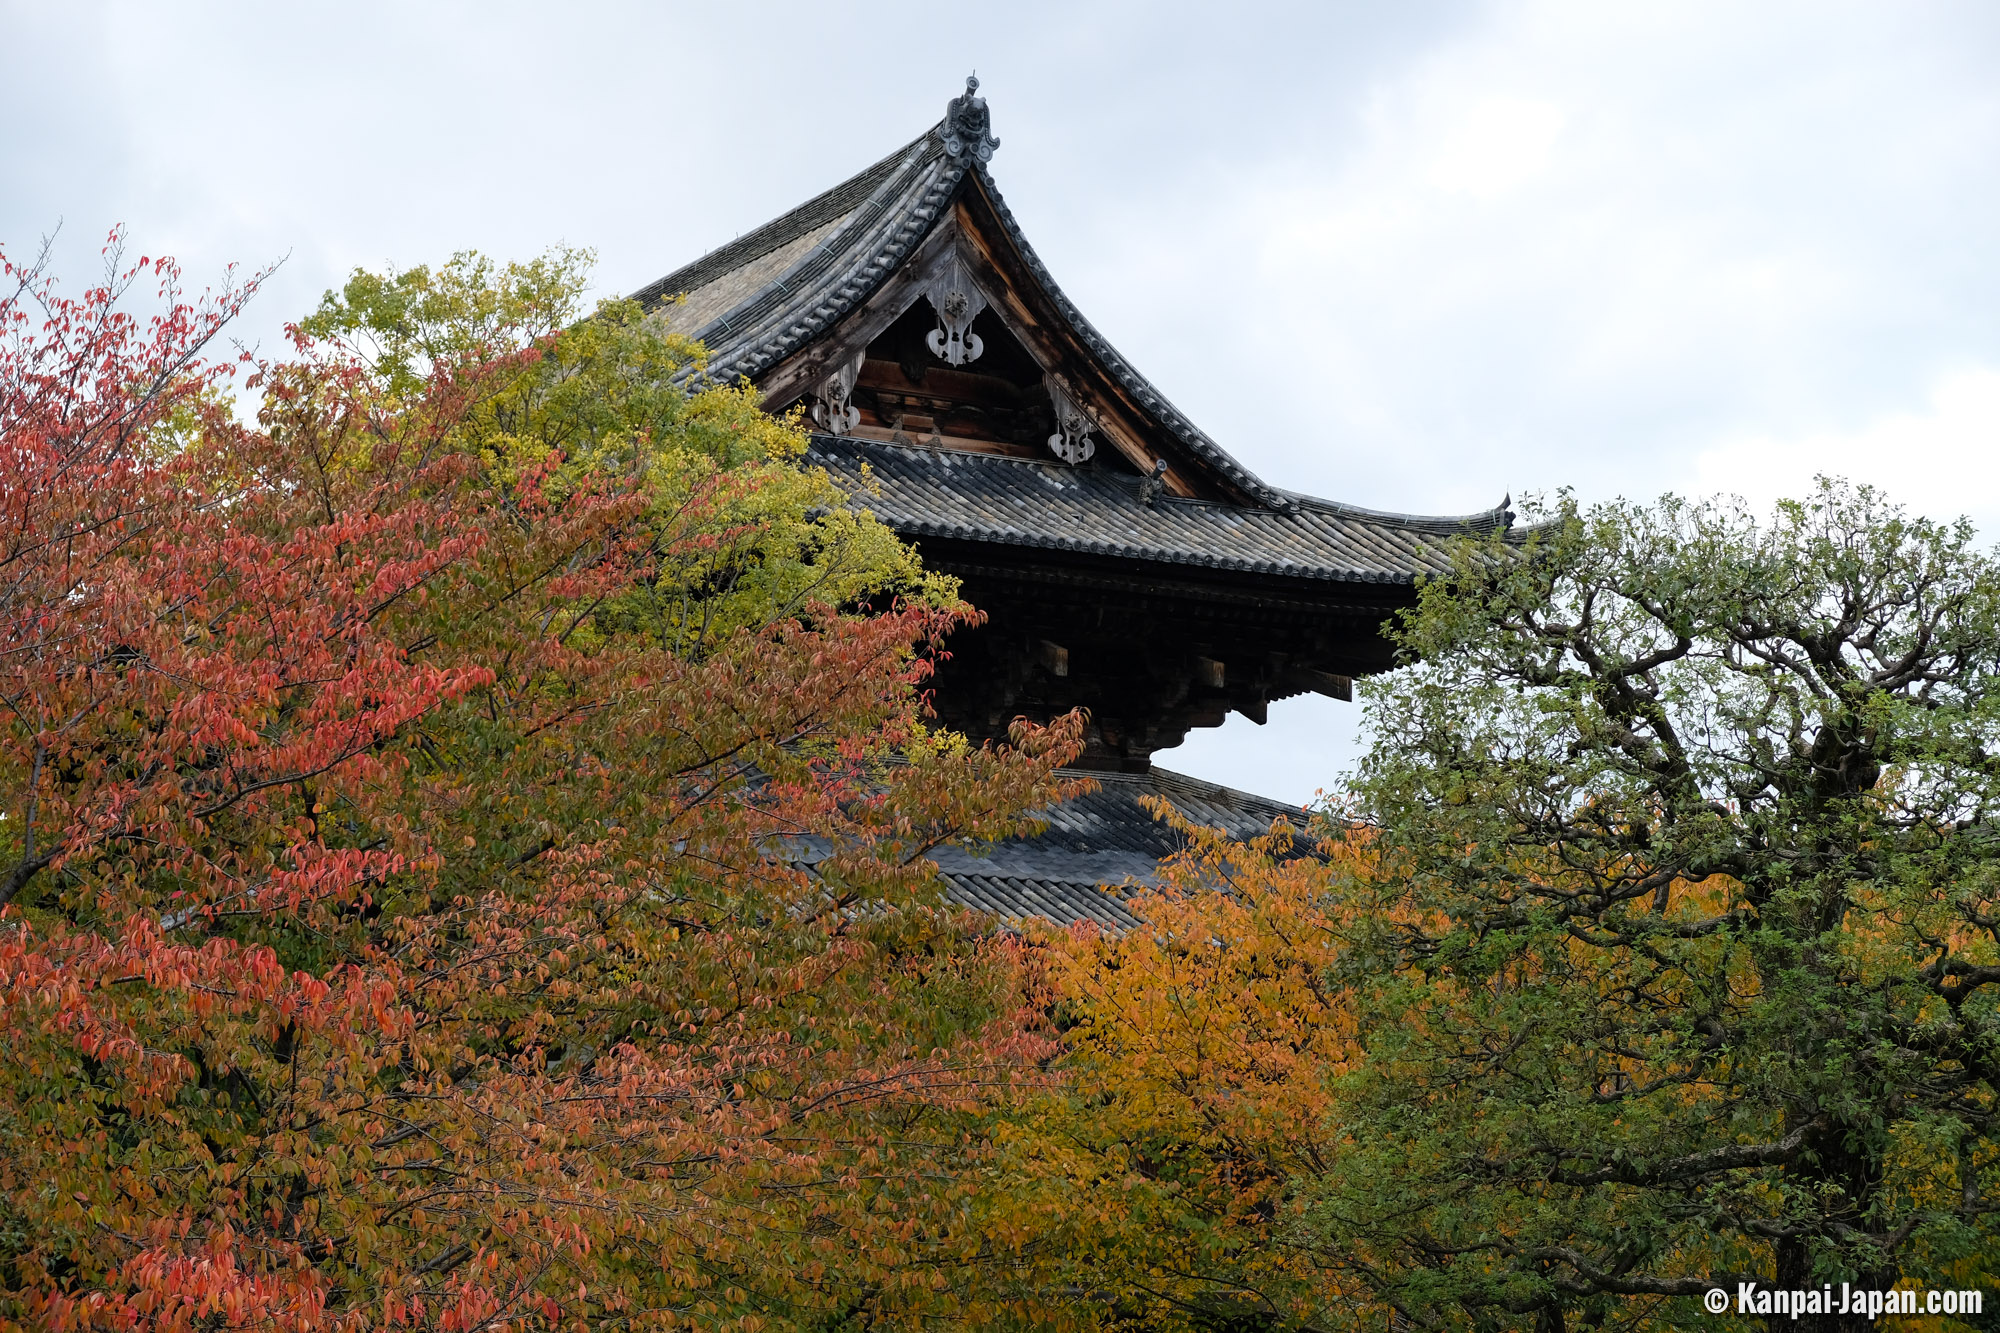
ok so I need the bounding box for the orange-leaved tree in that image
[1010,805,1384,1331]
[0,240,1088,1331]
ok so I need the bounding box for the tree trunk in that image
[1770,1128,1895,1333]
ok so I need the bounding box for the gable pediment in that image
[634,86,1272,505]
[753,210,1200,493]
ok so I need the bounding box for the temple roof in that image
[633,76,1511,547]
[633,79,1500,911]
[631,131,928,347]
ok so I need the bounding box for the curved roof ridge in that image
[1085,764,1309,820]
[965,161,1293,511]
[965,165,1515,533]
[661,131,974,386]
[806,435,1467,586]
[712,139,945,346]
[627,84,1521,541]
[814,433,1508,533]
[631,127,941,310]
[1272,486,1517,534]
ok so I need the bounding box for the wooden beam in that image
[1038,639,1069,678]
[1305,669,1353,702]
[1194,656,1225,689]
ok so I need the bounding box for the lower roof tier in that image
[929,765,1308,931]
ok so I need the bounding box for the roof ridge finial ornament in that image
[942,73,1000,163]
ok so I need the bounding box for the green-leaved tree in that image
[1316,482,2000,1331]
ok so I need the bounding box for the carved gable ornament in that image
[923,248,988,366]
[925,76,999,365]
[811,349,865,436]
[1044,372,1096,465]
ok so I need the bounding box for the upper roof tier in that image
[633,76,1511,567]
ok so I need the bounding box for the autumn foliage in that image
[1017,809,1372,1329]
[1028,488,2000,1333]
[14,229,2000,1333]
[0,238,1087,1330]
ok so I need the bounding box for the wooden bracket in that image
[1305,669,1353,702]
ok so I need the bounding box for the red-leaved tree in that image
[0,239,1087,1331]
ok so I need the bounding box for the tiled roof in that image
[636,126,961,385]
[630,134,922,312]
[927,766,1308,930]
[942,873,1143,932]
[631,89,1511,532]
[811,435,1503,584]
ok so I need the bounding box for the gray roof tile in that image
[930,766,1310,930]
[810,436,1501,583]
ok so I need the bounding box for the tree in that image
[1021,808,1370,1333]
[1307,484,2000,1330]
[0,240,1089,1331]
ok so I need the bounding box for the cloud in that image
[1106,1,2000,800]
[1693,366,2000,539]
[1420,96,1566,199]
[1067,0,2000,530]
[10,0,2000,803]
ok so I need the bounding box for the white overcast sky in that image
[7,0,1999,804]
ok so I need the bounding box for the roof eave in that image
[959,163,1293,511]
